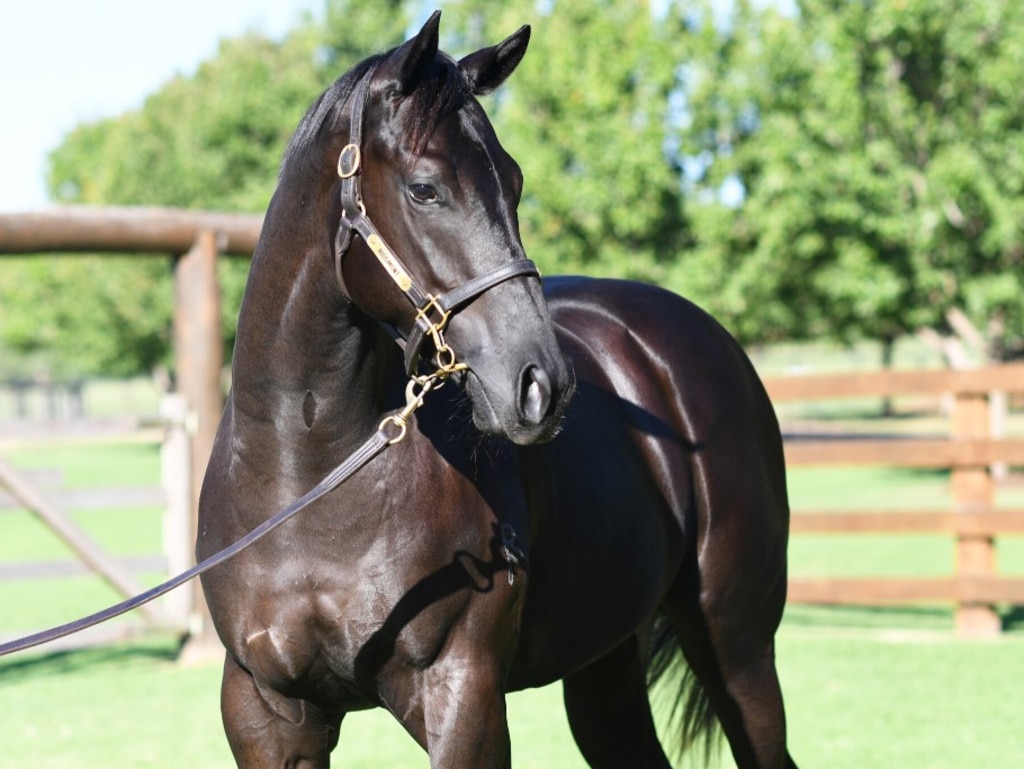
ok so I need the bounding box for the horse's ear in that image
[459,25,531,96]
[392,10,442,95]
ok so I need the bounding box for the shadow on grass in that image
[784,603,1024,636]
[0,634,181,682]
[782,603,954,632]
[1002,606,1024,634]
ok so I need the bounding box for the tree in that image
[50,28,325,211]
[0,255,172,378]
[443,0,693,283]
[320,0,410,69]
[13,0,1024,379]
[1,2,410,379]
[674,0,1024,358]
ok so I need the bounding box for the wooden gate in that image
[0,395,193,648]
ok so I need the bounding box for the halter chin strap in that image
[333,67,541,375]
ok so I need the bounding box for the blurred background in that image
[2,2,1023,768]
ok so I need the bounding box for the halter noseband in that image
[333,67,541,376]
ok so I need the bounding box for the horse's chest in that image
[232,517,488,703]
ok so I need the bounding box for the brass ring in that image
[379,415,408,445]
[337,144,362,179]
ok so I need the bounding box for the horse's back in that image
[544,275,785,491]
[536,276,796,768]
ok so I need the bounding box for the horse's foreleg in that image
[424,660,512,769]
[220,654,342,769]
[384,655,512,769]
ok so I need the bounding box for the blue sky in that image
[0,0,316,211]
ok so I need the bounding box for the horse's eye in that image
[408,183,439,204]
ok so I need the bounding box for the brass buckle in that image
[415,296,461,368]
[376,348,466,445]
[415,295,452,334]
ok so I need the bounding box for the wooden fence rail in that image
[763,362,1024,638]
[0,206,261,256]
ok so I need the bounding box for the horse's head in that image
[328,12,573,445]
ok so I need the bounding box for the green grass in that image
[4,621,1024,768]
[777,625,1024,768]
[0,441,163,564]
[2,435,1024,767]
[2,440,161,488]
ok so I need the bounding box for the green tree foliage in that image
[675,0,1024,356]
[3,28,328,379]
[1,2,406,379]
[444,0,693,282]
[49,29,323,211]
[321,0,410,68]
[0,256,171,378]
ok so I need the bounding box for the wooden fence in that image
[763,364,1024,638]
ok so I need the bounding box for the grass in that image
[4,615,1024,768]
[2,382,1024,766]
[777,623,1024,768]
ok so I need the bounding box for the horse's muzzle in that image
[467,352,573,446]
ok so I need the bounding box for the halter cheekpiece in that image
[333,66,541,376]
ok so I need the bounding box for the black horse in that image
[198,12,797,769]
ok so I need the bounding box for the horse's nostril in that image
[521,365,553,426]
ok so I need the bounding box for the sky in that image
[0,1,779,213]
[0,0,317,211]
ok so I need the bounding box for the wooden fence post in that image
[951,391,1001,637]
[172,230,224,655]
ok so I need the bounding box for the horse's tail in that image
[647,614,721,765]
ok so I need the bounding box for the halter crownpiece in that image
[332,67,541,375]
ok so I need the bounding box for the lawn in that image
[1,422,1023,767]
[3,613,1023,768]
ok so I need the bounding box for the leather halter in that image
[333,67,541,375]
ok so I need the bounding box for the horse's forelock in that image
[284,49,473,171]
[401,53,473,154]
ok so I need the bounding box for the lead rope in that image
[0,350,463,658]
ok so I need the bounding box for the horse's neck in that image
[229,194,386,466]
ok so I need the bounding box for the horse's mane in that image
[283,46,472,169]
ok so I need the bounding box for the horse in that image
[198,12,798,769]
